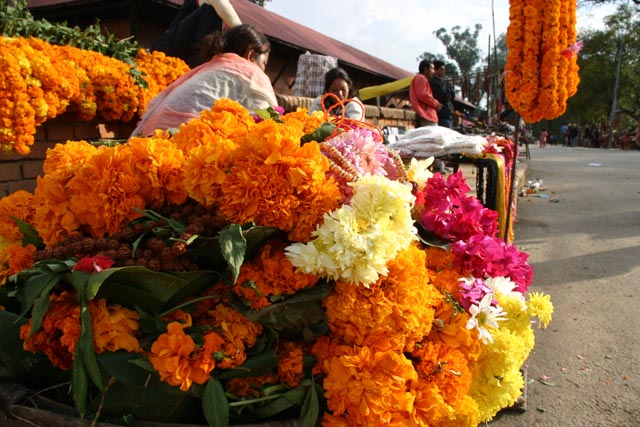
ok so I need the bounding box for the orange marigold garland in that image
[505,0,580,122]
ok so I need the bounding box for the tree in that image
[564,3,639,139]
[433,24,483,77]
[415,52,460,81]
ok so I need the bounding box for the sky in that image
[264,0,620,73]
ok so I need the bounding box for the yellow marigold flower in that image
[427,299,483,363]
[409,379,455,426]
[120,135,188,208]
[234,239,318,309]
[89,299,142,354]
[438,395,480,427]
[66,144,145,238]
[203,303,263,370]
[280,108,324,135]
[217,123,339,239]
[198,98,255,140]
[324,245,442,353]
[149,322,198,391]
[411,341,472,406]
[20,291,79,370]
[323,347,417,426]
[182,135,241,207]
[6,243,36,278]
[277,341,304,388]
[526,291,553,329]
[0,190,35,242]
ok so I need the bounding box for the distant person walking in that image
[540,129,548,148]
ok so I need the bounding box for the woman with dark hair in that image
[132,24,277,137]
[309,67,364,119]
[150,0,242,69]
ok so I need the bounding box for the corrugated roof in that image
[228,0,412,80]
[27,0,413,80]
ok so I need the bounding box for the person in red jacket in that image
[410,60,442,127]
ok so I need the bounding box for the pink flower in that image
[415,171,498,242]
[458,277,496,311]
[451,235,533,293]
[73,255,115,274]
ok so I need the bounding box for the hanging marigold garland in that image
[504,0,580,122]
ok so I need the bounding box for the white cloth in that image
[309,95,364,120]
[389,125,487,158]
[133,53,276,137]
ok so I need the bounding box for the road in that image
[488,145,640,427]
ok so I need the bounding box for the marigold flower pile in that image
[0,36,189,155]
[0,97,553,426]
[504,0,580,122]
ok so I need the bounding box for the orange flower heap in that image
[214,109,342,242]
[20,291,142,370]
[504,0,580,122]
[148,321,225,391]
[234,239,319,309]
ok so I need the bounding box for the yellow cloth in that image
[358,77,413,101]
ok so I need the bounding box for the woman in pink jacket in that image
[132,24,277,137]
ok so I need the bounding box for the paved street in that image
[489,145,640,427]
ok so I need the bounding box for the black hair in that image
[192,24,270,65]
[418,59,432,73]
[323,67,353,95]
[433,60,445,69]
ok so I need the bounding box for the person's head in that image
[195,24,271,70]
[322,67,354,101]
[433,60,446,77]
[418,60,435,77]
[223,24,271,70]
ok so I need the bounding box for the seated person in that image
[150,0,242,68]
[132,24,277,137]
[309,67,364,120]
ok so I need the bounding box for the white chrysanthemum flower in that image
[466,293,507,344]
[485,276,526,309]
[285,175,417,287]
[406,157,434,191]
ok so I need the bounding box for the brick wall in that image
[0,100,416,197]
[0,114,137,196]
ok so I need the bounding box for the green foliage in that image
[565,3,640,127]
[0,0,148,87]
[433,24,483,76]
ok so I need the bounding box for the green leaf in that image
[11,216,44,249]
[250,396,296,419]
[301,122,336,144]
[219,224,246,283]
[188,225,278,271]
[97,352,151,385]
[203,379,229,427]
[415,221,451,249]
[72,349,89,416]
[91,267,218,313]
[76,292,104,392]
[215,350,278,381]
[241,283,333,337]
[300,383,320,427]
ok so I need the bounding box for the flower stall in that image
[0,95,553,426]
[0,0,587,420]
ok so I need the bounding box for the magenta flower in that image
[451,235,533,293]
[458,277,496,311]
[415,171,498,242]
